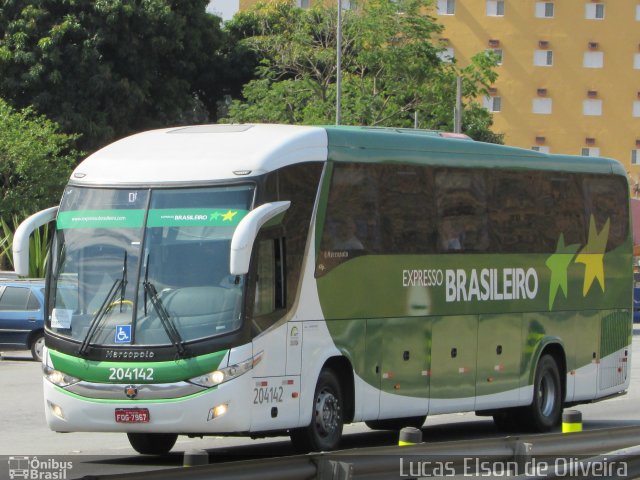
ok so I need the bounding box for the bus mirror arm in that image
[12,206,59,277]
[230,201,291,275]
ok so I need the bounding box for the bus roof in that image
[71,124,328,186]
[324,126,625,177]
[69,124,625,186]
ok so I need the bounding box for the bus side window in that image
[435,168,489,253]
[582,175,628,251]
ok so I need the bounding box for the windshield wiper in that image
[78,278,122,356]
[78,251,128,356]
[143,280,186,357]
[142,254,186,357]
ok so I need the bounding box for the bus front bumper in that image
[43,376,252,434]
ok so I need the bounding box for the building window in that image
[581,147,600,157]
[532,98,553,114]
[535,2,554,18]
[583,51,604,68]
[634,53,640,69]
[583,99,603,116]
[534,50,553,66]
[632,150,640,165]
[483,96,502,112]
[633,101,640,117]
[486,48,503,64]
[585,3,605,19]
[487,0,505,16]
[532,146,550,153]
[437,47,455,63]
[636,5,640,20]
[438,0,455,15]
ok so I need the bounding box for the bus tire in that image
[290,369,343,453]
[127,433,177,455]
[524,354,562,432]
[365,416,426,431]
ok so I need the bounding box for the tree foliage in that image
[224,0,503,142]
[0,0,228,151]
[0,98,78,221]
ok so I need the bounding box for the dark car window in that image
[26,292,41,311]
[0,287,30,310]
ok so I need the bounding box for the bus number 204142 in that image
[108,367,154,381]
[253,386,284,405]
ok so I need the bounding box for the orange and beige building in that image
[434,1,640,186]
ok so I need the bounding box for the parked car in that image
[0,279,45,361]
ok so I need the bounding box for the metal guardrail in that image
[82,426,640,480]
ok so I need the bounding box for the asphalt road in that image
[1,329,640,478]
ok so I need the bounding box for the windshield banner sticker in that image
[57,210,145,229]
[146,209,248,227]
[57,208,248,229]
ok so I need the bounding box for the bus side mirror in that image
[13,206,59,277]
[230,201,291,275]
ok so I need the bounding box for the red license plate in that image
[115,408,150,423]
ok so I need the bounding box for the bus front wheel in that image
[290,369,344,452]
[127,433,178,455]
[525,354,562,432]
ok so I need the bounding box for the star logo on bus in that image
[575,215,610,296]
[210,212,221,221]
[222,210,238,222]
[545,234,579,310]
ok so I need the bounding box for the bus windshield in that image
[48,185,253,347]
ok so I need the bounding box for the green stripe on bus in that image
[57,210,145,229]
[49,349,228,384]
[146,208,248,227]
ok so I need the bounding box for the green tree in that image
[224,0,503,142]
[0,0,228,151]
[0,98,78,270]
[0,98,78,217]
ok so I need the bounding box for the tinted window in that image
[316,162,628,266]
[264,162,323,308]
[545,174,586,247]
[0,287,30,310]
[487,171,544,253]
[435,168,489,253]
[583,175,628,250]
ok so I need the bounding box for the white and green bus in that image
[16,124,632,454]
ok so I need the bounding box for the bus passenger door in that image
[429,315,478,413]
[475,314,522,409]
[249,234,300,431]
[378,317,431,419]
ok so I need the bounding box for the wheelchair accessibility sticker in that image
[115,325,132,344]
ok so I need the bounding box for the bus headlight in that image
[43,365,80,387]
[190,352,262,388]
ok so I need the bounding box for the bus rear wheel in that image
[127,433,178,455]
[365,416,426,431]
[290,369,343,453]
[524,354,562,432]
